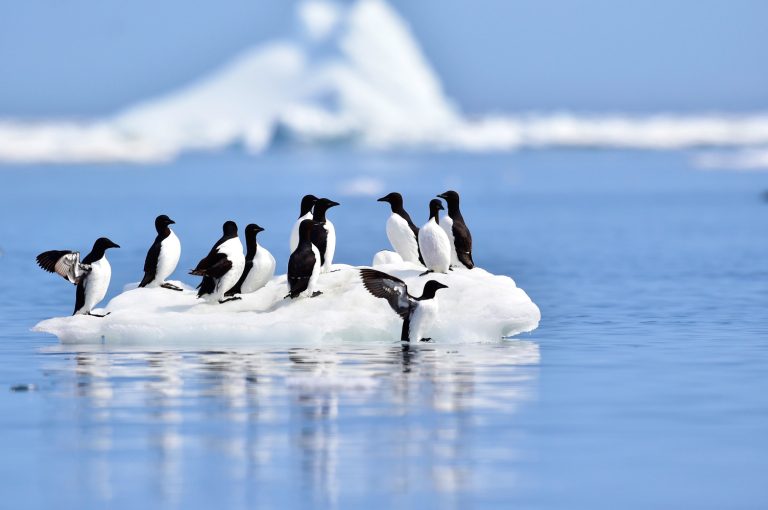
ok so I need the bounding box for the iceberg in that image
[2,0,768,164]
[33,254,541,346]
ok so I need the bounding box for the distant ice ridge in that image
[33,258,541,346]
[2,0,768,164]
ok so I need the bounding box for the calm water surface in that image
[1,150,766,509]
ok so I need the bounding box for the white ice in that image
[34,252,540,346]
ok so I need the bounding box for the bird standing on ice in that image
[437,190,474,269]
[418,199,451,275]
[287,219,322,298]
[310,198,340,273]
[139,215,182,290]
[377,192,422,264]
[360,268,448,342]
[289,194,318,254]
[36,237,120,316]
[190,220,245,303]
[226,223,275,296]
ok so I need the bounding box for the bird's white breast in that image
[241,245,276,294]
[386,213,420,263]
[290,212,312,254]
[322,220,336,272]
[440,214,458,265]
[155,230,181,284]
[410,298,438,342]
[304,244,322,297]
[83,257,111,312]
[418,218,451,273]
[215,237,245,298]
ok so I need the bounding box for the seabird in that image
[360,268,448,342]
[190,220,245,303]
[36,237,120,316]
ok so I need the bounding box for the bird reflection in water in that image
[41,340,539,507]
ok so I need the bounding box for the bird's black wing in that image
[190,245,220,276]
[359,268,413,320]
[36,250,88,284]
[139,236,162,287]
[310,224,328,265]
[400,212,425,264]
[287,247,316,297]
[452,220,475,269]
[194,253,232,297]
[74,279,86,315]
[206,253,233,279]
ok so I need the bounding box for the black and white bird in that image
[189,220,245,303]
[377,192,422,264]
[437,190,474,269]
[139,215,182,290]
[418,199,451,275]
[360,268,448,342]
[36,237,120,316]
[289,194,318,254]
[287,219,322,299]
[310,197,340,273]
[225,223,275,296]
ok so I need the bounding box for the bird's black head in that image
[420,280,448,300]
[222,220,238,237]
[437,190,460,208]
[93,237,120,251]
[377,192,403,210]
[298,219,315,241]
[428,198,444,221]
[312,198,340,220]
[300,194,319,217]
[155,214,175,232]
[245,223,265,236]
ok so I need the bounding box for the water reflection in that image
[40,341,539,508]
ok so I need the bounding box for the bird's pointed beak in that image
[437,193,447,199]
[111,242,121,249]
[168,219,175,225]
[329,200,340,207]
[437,202,444,210]
[377,195,388,202]
[256,226,265,233]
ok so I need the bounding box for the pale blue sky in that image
[0,0,765,117]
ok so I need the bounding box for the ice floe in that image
[33,254,540,346]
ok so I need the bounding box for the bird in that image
[360,268,448,342]
[289,194,318,254]
[377,192,423,264]
[310,198,340,273]
[189,220,245,303]
[437,190,474,269]
[417,199,452,275]
[225,223,275,296]
[36,237,120,316]
[138,214,182,291]
[287,219,322,299]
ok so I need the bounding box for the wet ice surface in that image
[1,150,768,509]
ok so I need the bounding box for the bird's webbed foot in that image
[419,337,433,343]
[418,270,433,277]
[219,296,241,304]
[87,312,111,318]
[310,291,323,298]
[161,283,183,291]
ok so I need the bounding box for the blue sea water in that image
[0,149,766,509]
